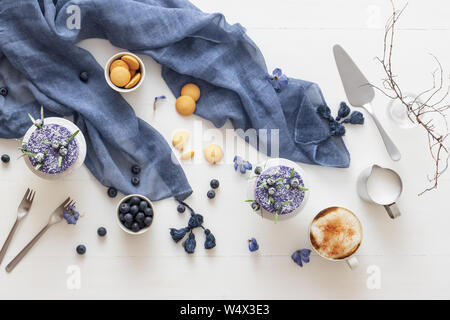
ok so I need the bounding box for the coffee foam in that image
[310,207,362,260]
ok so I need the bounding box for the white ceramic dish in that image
[246,158,309,222]
[116,194,154,235]
[22,117,86,180]
[104,52,146,93]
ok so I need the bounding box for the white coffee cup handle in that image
[346,256,359,270]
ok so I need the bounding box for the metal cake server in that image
[333,44,401,161]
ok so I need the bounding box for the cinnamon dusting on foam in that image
[310,207,362,260]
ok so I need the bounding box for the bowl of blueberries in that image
[116,194,154,234]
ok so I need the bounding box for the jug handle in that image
[384,202,401,219]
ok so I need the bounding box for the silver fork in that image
[5,197,74,273]
[0,188,35,266]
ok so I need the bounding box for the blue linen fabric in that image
[0,0,350,201]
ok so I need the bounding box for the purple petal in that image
[272,68,283,77]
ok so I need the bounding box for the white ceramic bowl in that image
[116,194,154,235]
[22,117,86,180]
[246,158,309,222]
[104,52,146,93]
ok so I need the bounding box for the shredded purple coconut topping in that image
[254,165,305,215]
[27,124,78,174]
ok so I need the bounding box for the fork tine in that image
[21,188,30,203]
[29,190,36,204]
[59,197,71,209]
[66,200,76,209]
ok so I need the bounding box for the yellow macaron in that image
[110,66,131,87]
[181,83,201,102]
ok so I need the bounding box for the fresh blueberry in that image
[268,187,276,196]
[131,222,140,232]
[118,213,125,222]
[131,165,141,175]
[130,205,139,215]
[274,202,282,211]
[207,190,215,199]
[35,152,45,163]
[138,221,146,229]
[290,178,299,188]
[1,154,10,163]
[51,140,60,149]
[251,202,260,211]
[131,176,140,186]
[139,200,148,211]
[129,196,140,206]
[119,202,130,213]
[0,87,8,96]
[97,227,107,237]
[124,213,133,223]
[124,221,132,228]
[177,204,186,213]
[59,147,68,157]
[135,212,145,222]
[210,179,220,189]
[144,216,153,226]
[60,139,69,148]
[107,187,117,198]
[266,177,275,186]
[144,207,153,217]
[76,245,86,255]
[254,166,262,175]
[79,71,89,82]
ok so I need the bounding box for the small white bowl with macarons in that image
[105,52,146,93]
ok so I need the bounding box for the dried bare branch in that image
[374,0,450,195]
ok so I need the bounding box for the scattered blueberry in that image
[268,187,276,196]
[131,165,141,175]
[107,187,117,198]
[251,202,260,211]
[144,206,153,217]
[248,238,259,252]
[210,179,220,189]
[144,216,153,226]
[254,166,262,175]
[207,190,215,199]
[0,87,8,97]
[79,71,89,82]
[97,227,107,237]
[131,222,140,232]
[291,249,311,267]
[130,205,139,215]
[76,244,86,255]
[131,176,140,186]
[135,212,145,222]
[177,204,186,213]
[129,196,140,206]
[139,200,148,211]
[124,213,133,223]
[119,202,130,213]
[1,154,10,163]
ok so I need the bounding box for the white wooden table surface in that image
[1,0,449,299]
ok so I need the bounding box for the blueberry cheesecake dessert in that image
[118,195,154,233]
[21,106,82,175]
[251,165,308,222]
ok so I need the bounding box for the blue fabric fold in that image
[0,0,350,202]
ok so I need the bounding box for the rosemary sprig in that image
[290,167,295,179]
[41,141,52,145]
[68,130,80,141]
[298,186,309,191]
[274,212,278,224]
[35,163,42,171]
[58,156,63,167]
[40,105,44,123]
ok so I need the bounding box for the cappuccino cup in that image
[309,207,363,270]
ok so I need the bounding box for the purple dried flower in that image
[343,111,365,125]
[336,102,351,121]
[63,205,80,225]
[291,249,311,267]
[268,68,289,92]
[248,237,259,252]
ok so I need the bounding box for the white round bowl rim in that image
[104,51,146,93]
[115,194,154,235]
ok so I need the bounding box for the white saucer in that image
[22,117,87,180]
[246,158,309,222]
